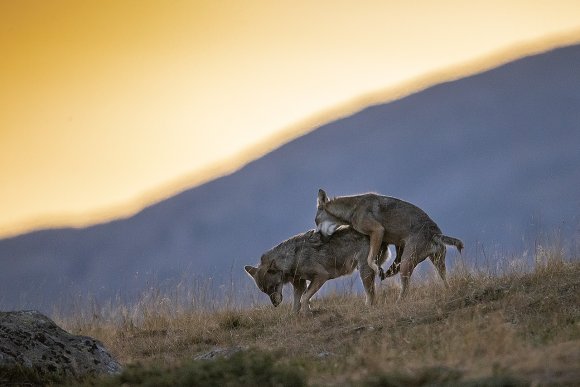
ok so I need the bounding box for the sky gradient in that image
[1,1,580,237]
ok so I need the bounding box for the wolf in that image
[244,227,391,313]
[315,189,463,301]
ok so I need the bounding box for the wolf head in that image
[315,189,344,237]
[244,258,284,307]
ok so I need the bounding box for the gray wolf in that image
[244,227,391,313]
[315,189,463,300]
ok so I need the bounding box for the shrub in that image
[0,365,72,386]
[102,350,305,387]
[362,367,527,387]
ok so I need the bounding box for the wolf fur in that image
[244,227,390,313]
[315,189,464,301]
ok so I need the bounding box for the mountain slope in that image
[1,44,579,311]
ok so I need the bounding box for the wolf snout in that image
[269,292,282,307]
[317,221,337,237]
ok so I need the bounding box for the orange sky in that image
[1,1,580,237]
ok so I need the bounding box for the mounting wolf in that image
[315,189,464,301]
[245,227,391,313]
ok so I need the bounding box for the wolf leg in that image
[354,219,384,276]
[397,259,413,302]
[429,243,448,288]
[292,279,307,313]
[300,277,327,311]
[398,239,433,302]
[380,244,403,280]
[360,265,376,305]
[396,244,417,302]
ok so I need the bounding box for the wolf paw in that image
[378,267,386,280]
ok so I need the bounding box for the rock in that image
[194,346,246,361]
[0,310,122,377]
[351,325,375,334]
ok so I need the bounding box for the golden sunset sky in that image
[1,0,580,237]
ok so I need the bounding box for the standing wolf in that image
[315,189,463,300]
[245,227,390,313]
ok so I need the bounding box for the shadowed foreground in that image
[5,255,579,386]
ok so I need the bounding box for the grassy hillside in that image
[7,253,580,386]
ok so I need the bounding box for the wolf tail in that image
[435,234,464,253]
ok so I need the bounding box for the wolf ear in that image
[317,189,329,208]
[244,265,258,277]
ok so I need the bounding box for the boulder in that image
[0,310,121,377]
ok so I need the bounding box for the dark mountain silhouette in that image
[2,44,579,312]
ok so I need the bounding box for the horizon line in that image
[2,29,580,240]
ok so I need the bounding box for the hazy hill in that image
[1,44,579,312]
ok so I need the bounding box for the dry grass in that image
[58,254,580,386]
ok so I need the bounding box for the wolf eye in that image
[267,269,277,275]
